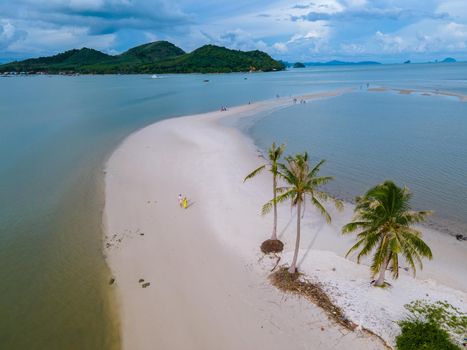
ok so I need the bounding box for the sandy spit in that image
[104,92,466,349]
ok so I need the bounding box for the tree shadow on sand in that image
[298,218,326,267]
[278,209,295,240]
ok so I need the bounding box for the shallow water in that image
[0,63,466,349]
[247,90,467,236]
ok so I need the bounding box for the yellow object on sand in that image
[183,198,188,209]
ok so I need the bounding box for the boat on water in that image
[151,74,159,79]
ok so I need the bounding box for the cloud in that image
[291,3,314,10]
[436,0,467,18]
[216,29,259,51]
[273,42,288,53]
[294,7,450,22]
[375,30,405,53]
[0,0,466,63]
[0,20,27,50]
[337,19,467,59]
[8,0,193,35]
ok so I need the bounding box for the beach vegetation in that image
[404,300,466,343]
[396,300,465,349]
[264,152,342,272]
[396,319,459,350]
[244,142,285,253]
[342,181,433,287]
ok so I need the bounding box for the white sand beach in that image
[104,93,467,349]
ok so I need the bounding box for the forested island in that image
[0,41,285,74]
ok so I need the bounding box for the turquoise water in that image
[247,90,467,236]
[0,63,466,349]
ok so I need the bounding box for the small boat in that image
[203,79,209,82]
[151,74,159,79]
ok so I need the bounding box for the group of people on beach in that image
[293,98,306,104]
[220,106,228,111]
[178,194,188,209]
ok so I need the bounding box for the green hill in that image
[0,41,284,74]
[137,45,284,73]
[118,41,185,63]
[2,48,114,72]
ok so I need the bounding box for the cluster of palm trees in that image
[245,143,433,287]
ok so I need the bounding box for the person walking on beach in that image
[183,197,188,209]
[178,194,183,208]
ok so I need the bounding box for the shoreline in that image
[104,92,466,349]
[367,86,467,102]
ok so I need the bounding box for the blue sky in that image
[0,0,466,63]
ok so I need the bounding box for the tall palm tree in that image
[264,152,342,273]
[342,181,433,287]
[244,142,285,241]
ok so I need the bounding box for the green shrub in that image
[395,300,466,349]
[404,300,466,344]
[396,319,459,350]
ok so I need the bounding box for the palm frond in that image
[309,159,326,177]
[342,221,370,233]
[355,231,381,262]
[315,190,343,211]
[244,165,266,182]
[311,196,331,223]
[345,237,367,258]
[262,189,295,215]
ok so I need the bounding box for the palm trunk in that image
[288,200,301,273]
[271,174,277,240]
[375,255,389,287]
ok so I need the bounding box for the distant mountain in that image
[293,62,306,68]
[441,57,456,63]
[0,41,285,74]
[304,60,381,66]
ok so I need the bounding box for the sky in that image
[0,0,466,63]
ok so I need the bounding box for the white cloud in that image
[0,20,26,51]
[273,42,288,52]
[341,0,367,8]
[375,30,405,53]
[436,0,467,18]
[5,23,116,55]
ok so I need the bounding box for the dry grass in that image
[270,267,356,330]
[269,266,393,349]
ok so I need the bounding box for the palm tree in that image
[264,152,342,273]
[244,142,285,244]
[342,181,433,287]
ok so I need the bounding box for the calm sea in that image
[0,63,466,349]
